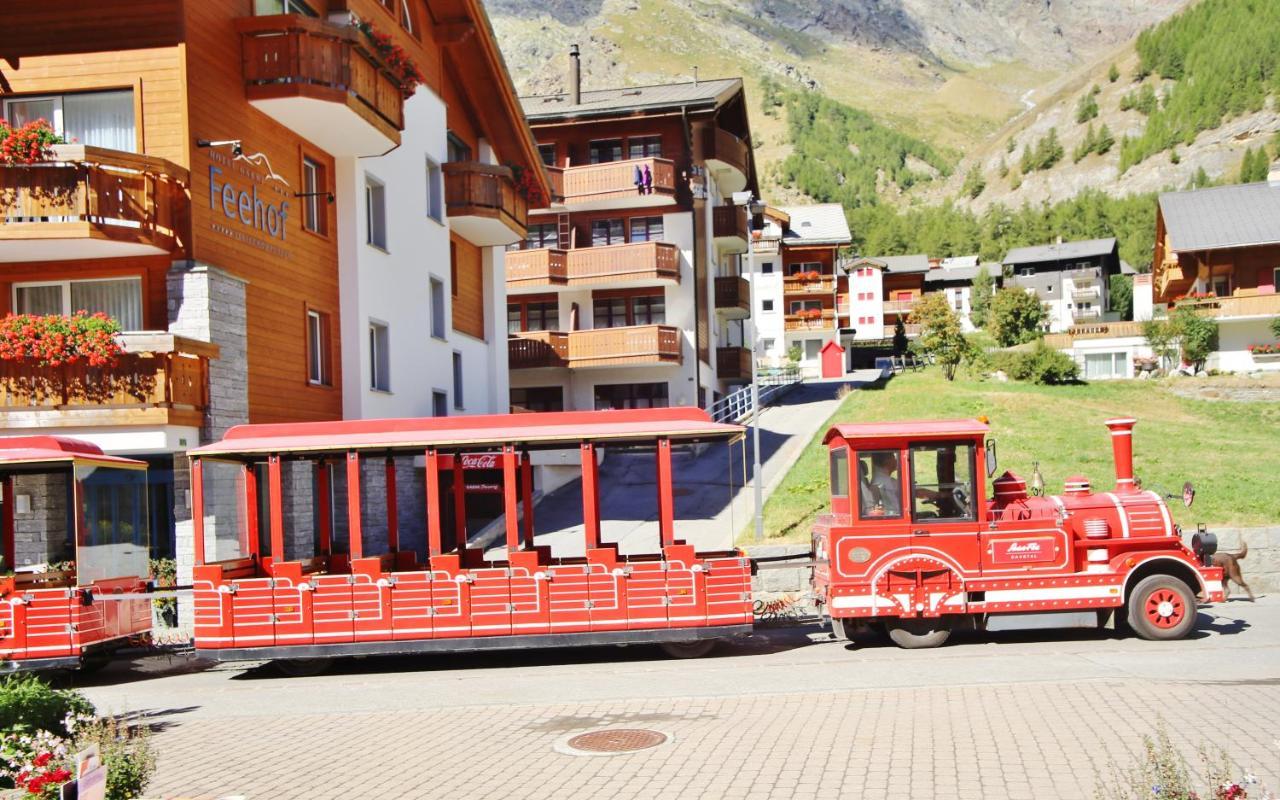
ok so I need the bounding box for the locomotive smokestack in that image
[1105,418,1138,494]
[569,44,581,106]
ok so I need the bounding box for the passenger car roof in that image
[823,419,990,444]
[0,436,146,468]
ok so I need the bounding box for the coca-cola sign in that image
[461,453,499,470]
[990,537,1056,564]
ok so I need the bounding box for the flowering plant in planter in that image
[506,163,546,207]
[355,21,425,98]
[0,312,123,368]
[799,270,822,282]
[1248,343,1280,355]
[0,119,68,166]
[797,308,824,320]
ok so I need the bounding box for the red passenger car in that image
[812,417,1225,648]
[0,437,153,672]
[187,408,753,672]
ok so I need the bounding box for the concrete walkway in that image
[493,370,882,557]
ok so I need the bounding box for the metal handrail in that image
[708,365,801,423]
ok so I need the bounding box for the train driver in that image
[870,451,902,516]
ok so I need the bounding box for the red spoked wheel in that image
[1126,575,1197,641]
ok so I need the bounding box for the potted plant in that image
[354,21,425,98]
[1248,343,1280,362]
[0,312,123,369]
[0,119,67,166]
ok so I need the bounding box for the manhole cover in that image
[556,728,671,756]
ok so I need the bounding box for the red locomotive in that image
[812,417,1225,648]
[0,437,153,671]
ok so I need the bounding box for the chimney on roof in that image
[569,44,581,105]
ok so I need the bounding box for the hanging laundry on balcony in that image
[642,163,654,194]
[634,163,645,192]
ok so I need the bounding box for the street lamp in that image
[733,191,767,542]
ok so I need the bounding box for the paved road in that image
[79,597,1279,799]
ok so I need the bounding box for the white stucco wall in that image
[1210,317,1280,373]
[335,87,508,421]
[847,265,884,341]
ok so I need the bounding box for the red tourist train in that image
[0,437,153,671]
[186,409,754,672]
[812,417,1225,648]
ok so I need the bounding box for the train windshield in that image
[909,443,976,522]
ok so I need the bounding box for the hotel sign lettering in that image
[204,150,292,259]
[209,166,289,239]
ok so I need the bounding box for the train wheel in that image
[885,617,951,649]
[659,639,717,659]
[273,657,334,677]
[1127,575,1196,641]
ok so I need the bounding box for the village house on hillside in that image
[506,60,757,412]
[1153,168,1280,373]
[1003,237,1121,334]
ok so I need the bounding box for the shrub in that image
[1270,316,1280,339]
[912,293,968,380]
[988,287,1044,346]
[1108,62,1120,83]
[1094,721,1266,800]
[1020,341,1079,384]
[0,675,94,738]
[1171,306,1218,368]
[77,716,157,800]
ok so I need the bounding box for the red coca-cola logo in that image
[461,453,499,470]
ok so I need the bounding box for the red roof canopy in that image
[192,408,745,458]
[0,436,146,468]
[824,418,990,444]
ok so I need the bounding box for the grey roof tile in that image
[1004,237,1116,265]
[778,203,851,245]
[1159,181,1280,251]
[522,78,742,120]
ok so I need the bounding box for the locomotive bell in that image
[1191,526,1217,568]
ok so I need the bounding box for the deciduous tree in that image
[988,288,1044,346]
[911,293,968,381]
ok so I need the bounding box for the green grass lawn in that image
[752,370,1280,543]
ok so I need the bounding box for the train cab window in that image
[856,450,903,519]
[909,443,976,522]
[828,449,849,499]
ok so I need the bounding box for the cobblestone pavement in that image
[80,598,1280,800]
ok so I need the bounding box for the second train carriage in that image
[187,408,754,670]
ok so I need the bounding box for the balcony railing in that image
[716,346,752,380]
[882,298,917,315]
[506,242,680,290]
[1176,293,1280,320]
[1067,267,1100,282]
[784,310,835,332]
[712,205,748,252]
[882,323,922,338]
[1066,321,1145,339]
[714,275,750,317]
[443,162,527,247]
[782,275,835,294]
[509,325,681,369]
[236,14,404,156]
[1072,306,1103,320]
[0,332,216,429]
[0,145,188,262]
[558,157,676,210]
[701,127,749,194]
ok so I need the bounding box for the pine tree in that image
[1108,63,1120,83]
[962,164,986,199]
[1095,124,1115,155]
[1075,92,1099,123]
[1074,124,1097,162]
[997,158,1009,178]
[970,265,994,328]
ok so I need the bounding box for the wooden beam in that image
[347,452,363,560]
[191,458,205,566]
[503,445,519,553]
[425,450,442,556]
[268,455,285,562]
[581,442,600,550]
[433,20,476,45]
[656,438,674,546]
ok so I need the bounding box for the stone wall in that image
[9,473,72,569]
[745,544,817,617]
[168,261,249,627]
[1212,527,1280,596]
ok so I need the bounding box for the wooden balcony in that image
[509,325,682,369]
[716,346,752,381]
[714,275,750,318]
[882,323,922,338]
[712,205,748,253]
[784,310,835,332]
[558,157,676,211]
[701,127,750,195]
[1177,293,1280,320]
[506,242,680,293]
[0,332,216,430]
[0,145,188,262]
[237,14,404,157]
[444,162,527,247]
[783,275,835,295]
[1065,321,1145,339]
[882,298,917,315]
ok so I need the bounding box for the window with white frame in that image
[1084,351,1127,380]
[369,321,391,392]
[426,157,443,223]
[3,90,136,152]
[306,309,331,386]
[365,176,387,249]
[253,0,317,15]
[13,277,143,330]
[301,157,327,235]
